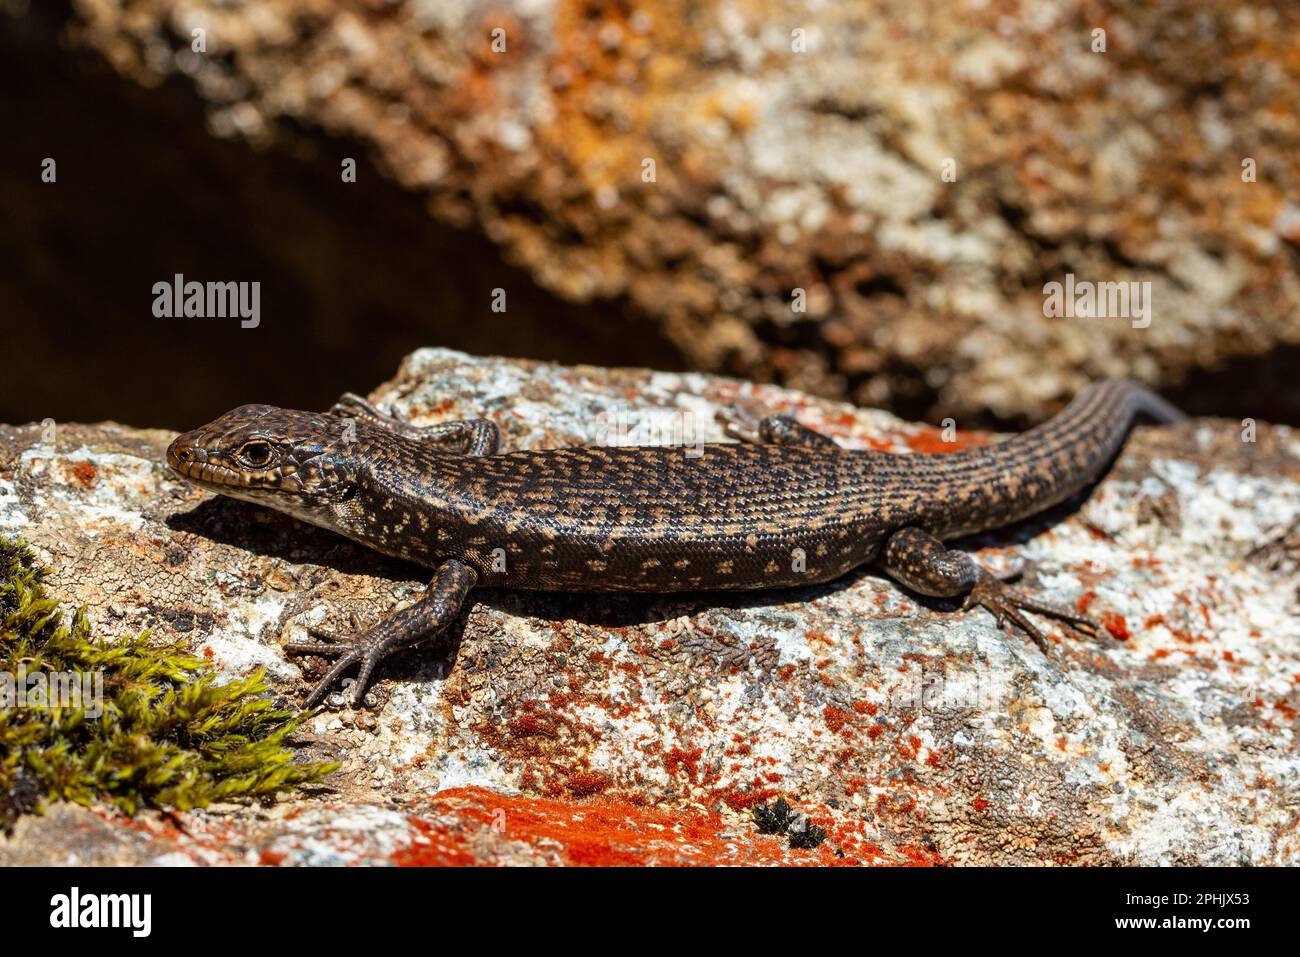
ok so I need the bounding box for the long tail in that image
[1096,378,1186,426]
[1017,378,1186,461]
[903,379,1185,537]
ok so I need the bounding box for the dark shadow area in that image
[959,370,1297,438]
[474,568,876,628]
[1162,346,1300,426]
[0,5,684,431]
[164,496,426,583]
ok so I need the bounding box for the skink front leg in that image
[284,559,478,708]
[330,392,500,455]
[880,527,1098,650]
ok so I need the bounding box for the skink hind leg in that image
[881,527,1098,651]
[330,392,500,455]
[284,560,477,709]
[717,398,840,449]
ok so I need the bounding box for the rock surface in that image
[60,0,1300,422]
[3,348,1300,865]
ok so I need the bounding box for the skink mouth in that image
[170,458,240,487]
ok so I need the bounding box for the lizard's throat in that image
[185,479,346,534]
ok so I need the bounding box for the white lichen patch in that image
[269,805,418,866]
[202,632,298,681]
[0,479,30,530]
[17,445,156,536]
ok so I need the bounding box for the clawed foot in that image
[962,574,1099,651]
[284,613,383,709]
[284,561,474,711]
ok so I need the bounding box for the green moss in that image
[0,536,335,829]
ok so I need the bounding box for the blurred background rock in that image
[2,0,1298,429]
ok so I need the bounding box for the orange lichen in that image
[394,786,866,867]
[902,428,993,454]
[1100,612,1130,641]
[823,705,854,735]
[663,745,703,782]
[391,816,482,867]
[719,786,777,811]
[69,460,97,489]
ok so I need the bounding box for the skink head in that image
[168,404,358,523]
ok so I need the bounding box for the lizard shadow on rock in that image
[165,496,425,583]
[470,568,877,632]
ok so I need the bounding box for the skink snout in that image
[166,433,207,475]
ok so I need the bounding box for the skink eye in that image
[237,441,275,469]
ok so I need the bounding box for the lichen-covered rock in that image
[2,348,1299,865]
[62,0,1300,421]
